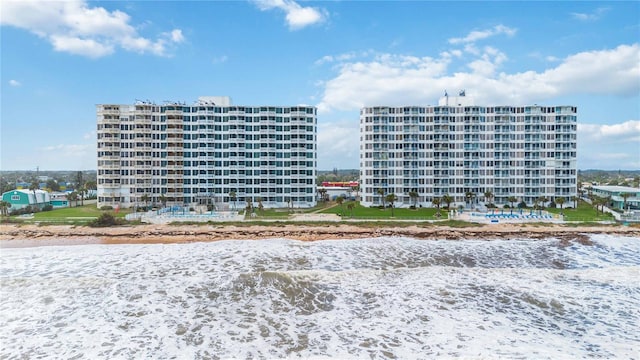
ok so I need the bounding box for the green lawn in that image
[242,202,338,219]
[545,200,615,222]
[244,208,292,219]
[11,204,131,225]
[320,201,448,220]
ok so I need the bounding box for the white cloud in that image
[314,51,373,66]
[317,120,360,169]
[83,131,96,140]
[50,34,114,58]
[577,120,640,169]
[254,0,327,30]
[168,29,184,43]
[41,144,92,153]
[317,43,640,112]
[212,55,229,64]
[8,80,21,87]
[317,53,451,113]
[448,24,516,44]
[578,120,640,144]
[0,0,184,58]
[571,7,610,21]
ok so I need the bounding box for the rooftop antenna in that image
[444,90,449,106]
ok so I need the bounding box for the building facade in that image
[1,189,51,211]
[359,94,577,208]
[97,97,317,209]
[590,185,640,210]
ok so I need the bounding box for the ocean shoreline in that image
[1,223,638,248]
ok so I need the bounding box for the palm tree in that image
[592,197,603,214]
[159,194,167,208]
[409,191,419,208]
[67,191,78,207]
[555,197,565,215]
[346,202,355,218]
[508,196,518,208]
[0,200,10,217]
[385,193,398,217]
[537,196,548,209]
[620,193,631,211]
[141,194,150,211]
[432,197,442,218]
[318,188,328,202]
[245,198,253,215]
[377,188,385,208]
[352,185,360,201]
[465,191,476,208]
[484,191,493,206]
[336,196,345,216]
[571,195,579,209]
[256,197,264,213]
[229,191,237,211]
[577,181,583,196]
[85,180,97,191]
[75,171,84,192]
[79,187,87,206]
[29,179,40,208]
[442,194,453,210]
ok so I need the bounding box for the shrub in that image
[503,204,511,209]
[11,205,40,215]
[42,204,53,211]
[89,213,124,227]
[486,203,497,209]
[100,205,113,211]
[517,201,527,209]
[549,201,556,209]
[409,205,416,210]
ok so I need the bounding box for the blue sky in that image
[1,0,639,171]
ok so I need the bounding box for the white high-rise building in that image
[97,97,317,209]
[359,94,577,208]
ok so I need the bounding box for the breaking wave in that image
[1,235,638,359]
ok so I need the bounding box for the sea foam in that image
[1,235,638,359]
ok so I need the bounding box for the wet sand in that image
[1,223,638,248]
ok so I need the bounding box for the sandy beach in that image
[1,223,638,248]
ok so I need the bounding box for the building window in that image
[11,195,20,201]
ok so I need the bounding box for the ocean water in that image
[1,235,638,359]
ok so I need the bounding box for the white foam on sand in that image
[1,235,638,359]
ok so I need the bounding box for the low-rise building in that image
[50,192,70,208]
[591,185,640,210]
[1,189,51,211]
